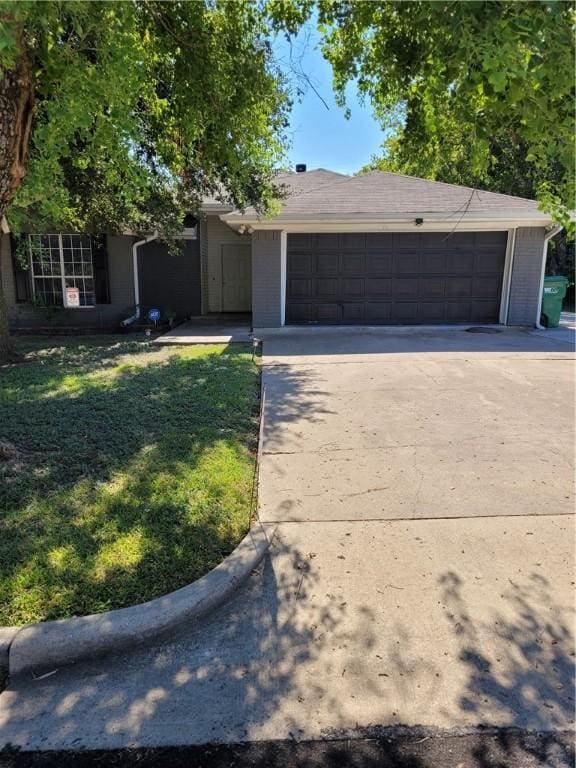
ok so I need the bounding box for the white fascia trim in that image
[201,203,235,214]
[221,217,553,233]
[535,224,563,329]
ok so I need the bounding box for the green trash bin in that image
[541,276,569,328]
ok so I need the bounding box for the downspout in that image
[121,233,157,326]
[535,224,563,329]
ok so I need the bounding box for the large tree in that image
[269,0,575,228]
[0,1,290,357]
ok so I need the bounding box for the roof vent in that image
[295,163,307,173]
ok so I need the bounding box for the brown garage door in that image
[286,232,507,325]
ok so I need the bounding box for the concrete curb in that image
[6,521,275,678]
[0,627,18,687]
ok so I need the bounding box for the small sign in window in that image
[65,286,80,307]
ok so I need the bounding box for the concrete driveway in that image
[0,328,574,753]
[260,329,574,522]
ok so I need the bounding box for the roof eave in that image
[220,210,554,231]
[201,202,235,214]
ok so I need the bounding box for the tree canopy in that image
[0,0,291,236]
[269,0,575,230]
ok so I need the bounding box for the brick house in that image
[0,168,560,331]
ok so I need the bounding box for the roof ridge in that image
[275,168,348,178]
[274,171,356,200]
[360,170,538,204]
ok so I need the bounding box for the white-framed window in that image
[28,234,95,308]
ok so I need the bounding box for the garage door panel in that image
[288,234,312,250]
[471,300,500,322]
[418,302,446,323]
[394,233,420,249]
[394,302,419,322]
[342,253,365,273]
[475,250,506,273]
[421,233,448,248]
[367,302,392,321]
[289,278,312,298]
[395,253,420,274]
[394,278,419,298]
[341,233,366,250]
[419,277,445,298]
[473,276,502,298]
[287,303,311,322]
[366,233,394,249]
[446,301,472,322]
[315,234,339,250]
[341,278,365,297]
[286,232,505,325]
[445,276,473,298]
[366,253,394,273]
[316,278,338,297]
[477,231,507,247]
[288,253,312,274]
[446,251,475,272]
[420,251,447,273]
[367,278,392,297]
[316,303,340,321]
[342,303,365,322]
[448,232,477,248]
[317,253,339,274]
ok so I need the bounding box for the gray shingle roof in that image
[202,169,345,210]
[222,168,547,222]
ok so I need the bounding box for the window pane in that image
[33,278,63,307]
[29,234,60,280]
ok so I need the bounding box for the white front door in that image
[222,244,251,311]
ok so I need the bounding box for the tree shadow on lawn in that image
[0,339,261,625]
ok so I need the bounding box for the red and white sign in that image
[65,287,80,307]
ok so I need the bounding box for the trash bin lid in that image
[544,275,569,284]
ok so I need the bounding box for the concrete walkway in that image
[0,328,574,751]
[154,322,252,344]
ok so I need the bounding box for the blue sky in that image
[273,25,385,175]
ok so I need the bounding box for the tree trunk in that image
[0,25,34,360]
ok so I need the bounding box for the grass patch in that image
[0,335,260,626]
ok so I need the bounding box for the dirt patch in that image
[0,442,31,476]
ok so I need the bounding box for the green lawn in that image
[0,335,260,626]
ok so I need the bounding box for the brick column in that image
[507,227,547,326]
[251,230,285,329]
